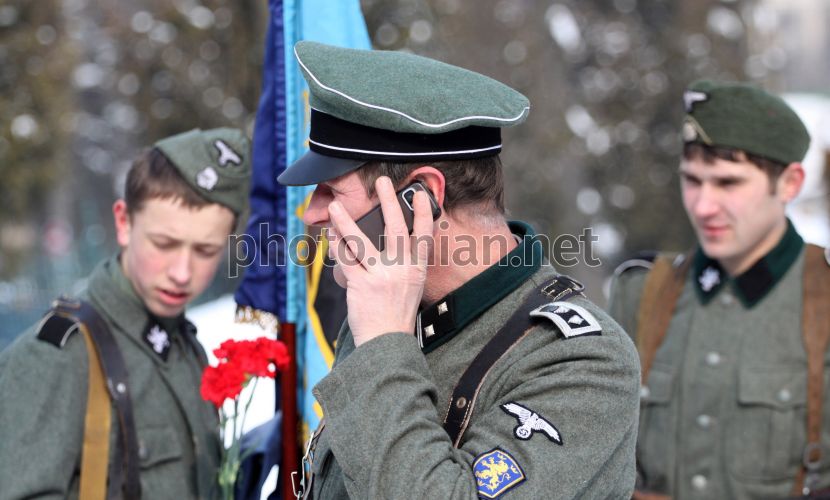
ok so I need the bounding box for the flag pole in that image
[279,322,299,500]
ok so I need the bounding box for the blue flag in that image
[234,0,371,461]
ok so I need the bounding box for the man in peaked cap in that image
[0,128,251,499]
[287,41,639,499]
[609,80,830,499]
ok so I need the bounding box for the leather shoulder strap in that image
[442,275,586,447]
[635,253,692,384]
[793,245,830,497]
[50,298,142,500]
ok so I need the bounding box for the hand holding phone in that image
[354,181,441,251]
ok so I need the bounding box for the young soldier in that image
[609,80,830,499]
[0,128,251,499]
[282,41,640,499]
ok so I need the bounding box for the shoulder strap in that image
[442,275,586,447]
[49,298,142,500]
[793,245,830,497]
[636,253,692,384]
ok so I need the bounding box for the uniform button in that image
[691,474,708,491]
[720,293,734,306]
[778,388,792,403]
[138,440,148,461]
[640,386,650,399]
[696,414,712,429]
[705,352,721,366]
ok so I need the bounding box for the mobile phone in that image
[354,181,441,251]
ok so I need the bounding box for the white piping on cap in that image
[309,138,502,157]
[296,46,529,130]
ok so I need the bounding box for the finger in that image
[328,201,379,266]
[410,190,435,265]
[376,176,409,257]
[330,230,365,281]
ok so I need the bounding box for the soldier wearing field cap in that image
[0,128,251,500]
[285,41,640,499]
[609,80,830,499]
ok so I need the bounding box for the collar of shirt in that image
[692,218,803,308]
[417,221,542,353]
[87,254,194,360]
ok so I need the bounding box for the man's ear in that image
[777,162,805,203]
[407,166,446,209]
[113,199,132,247]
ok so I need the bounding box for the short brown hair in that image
[124,148,212,215]
[683,142,787,190]
[357,156,505,215]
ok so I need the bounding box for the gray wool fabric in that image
[608,245,830,499]
[155,127,251,217]
[294,41,530,134]
[308,263,640,499]
[0,257,221,500]
[683,80,810,164]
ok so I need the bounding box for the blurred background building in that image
[1,0,828,347]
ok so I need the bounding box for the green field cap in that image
[155,128,251,216]
[278,41,530,186]
[682,80,810,165]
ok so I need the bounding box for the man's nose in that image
[692,184,720,219]
[168,250,192,286]
[302,189,331,227]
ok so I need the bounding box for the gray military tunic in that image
[307,222,640,499]
[609,222,830,499]
[0,255,221,500]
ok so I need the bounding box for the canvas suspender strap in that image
[51,299,142,500]
[792,244,830,498]
[635,254,692,384]
[78,323,112,500]
[442,276,585,448]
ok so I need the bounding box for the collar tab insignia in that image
[144,324,171,361]
[530,301,601,338]
[473,448,526,498]
[699,266,721,292]
[501,402,562,444]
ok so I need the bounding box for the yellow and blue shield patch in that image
[473,448,525,498]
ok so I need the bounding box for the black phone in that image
[354,181,441,251]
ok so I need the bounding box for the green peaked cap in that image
[682,80,810,164]
[295,41,530,133]
[154,127,251,216]
[278,41,530,186]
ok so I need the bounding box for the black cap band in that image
[309,109,502,161]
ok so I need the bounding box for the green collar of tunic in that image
[692,219,803,308]
[88,255,190,358]
[418,221,542,354]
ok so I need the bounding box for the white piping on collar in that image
[296,46,529,130]
[309,138,502,157]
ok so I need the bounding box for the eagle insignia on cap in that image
[683,90,708,112]
[501,402,562,444]
[530,301,602,338]
[214,139,242,167]
[196,166,219,191]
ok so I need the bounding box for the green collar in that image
[88,255,193,361]
[417,221,542,353]
[693,219,803,308]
